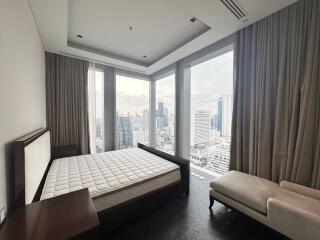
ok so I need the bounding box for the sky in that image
[156,74,175,114]
[191,50,234,113]
[116,75,149,115]
[115,50,233,116]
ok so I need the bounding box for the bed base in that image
[97,144,190,232]
[98,181,185,231]
[137,143,190,195]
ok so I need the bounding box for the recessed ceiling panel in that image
[68,0,211,65]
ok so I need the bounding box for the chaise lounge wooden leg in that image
[209,195,214,209]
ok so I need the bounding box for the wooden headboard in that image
[13,128,51,208]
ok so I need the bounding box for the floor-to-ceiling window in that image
[116,74,149,149]
[155,73,175,154]
[88,67,105,153]
[190,50,234,175]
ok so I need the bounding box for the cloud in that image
[115,51,233,116]
[191,51,233,112]
[116,75,149,115]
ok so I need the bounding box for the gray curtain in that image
[230,0,320,189]
[46,52,90,154]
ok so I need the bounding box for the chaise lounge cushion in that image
[272,189,320,216]
[211,171,320,216]
[211,171,280,214]
[280,181,320,201]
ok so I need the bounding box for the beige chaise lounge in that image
[209,171,320,240]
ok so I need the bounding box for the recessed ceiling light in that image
[77,34,83,38]
[190,17,197,22]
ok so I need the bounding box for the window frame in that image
[187,45,235,175]
[88,65,106,154]
[150,65,176,154]
[114,70,151,149]
[153,70,176,155]
[93,68,105,153]
[88,34,236,160]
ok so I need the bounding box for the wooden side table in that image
[0,189,100,240]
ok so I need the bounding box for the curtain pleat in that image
[231,0,320,189]
[45,53,90,154]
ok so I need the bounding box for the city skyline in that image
[155,74,175,154]
[115,100,175,153]
[190,51,234,175]
[98,51,234,175]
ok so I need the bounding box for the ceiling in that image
[68,0,211,66]
[29,0,297,75]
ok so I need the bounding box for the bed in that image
[13,128,189,229]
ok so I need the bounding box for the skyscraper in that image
[163,106,168,126]
[116,115,133,149]
[156,117,165,129]
[213,98,223,135]
[222,94,233,137]
[115,113,121,149]
[156,102,168,129]
[142,109,149,130]
[194,110,211,145]
[157,102,164,117]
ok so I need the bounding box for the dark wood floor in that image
[105,168,288,240]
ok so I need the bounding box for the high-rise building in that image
[133,128,148,146]
[157,102,164,117]
[163,106,168,126]
[205,140,231,174]
[213,98,223,135]
[190,144,210,167]
[116,115,133,149]
[194,111,211,145]
[130,113,142,129]
[142,109,149,130]
[115,113,121,149]
[222,94,233,137]
[156,102,169,129]
[156,117,165,129]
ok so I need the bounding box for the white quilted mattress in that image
[40,148,180,211]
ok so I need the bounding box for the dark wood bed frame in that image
[13,128,190,232]
[13,128,51,209]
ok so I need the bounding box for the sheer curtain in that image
[88,62,97,154]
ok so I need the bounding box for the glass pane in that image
[155,74,175,155]
[116,75,149,149]
[95,70,104,153]
[190,50,234,175]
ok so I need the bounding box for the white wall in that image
[0,0,46,214]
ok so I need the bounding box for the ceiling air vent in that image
[221,0,248,22]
